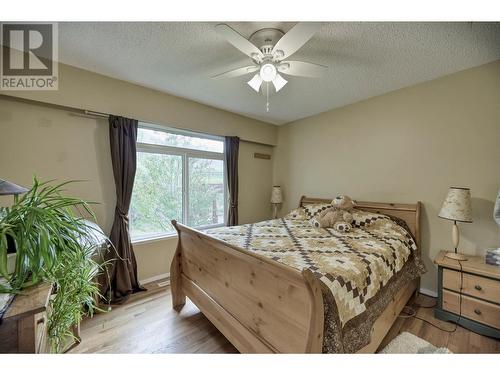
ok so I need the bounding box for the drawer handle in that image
[36,317,45,325]
[474,308,482,315]
[474,285,482,291]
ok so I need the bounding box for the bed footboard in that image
[170,220,324,353]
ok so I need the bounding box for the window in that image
[130,124,226,241]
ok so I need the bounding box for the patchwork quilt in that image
[205,209,419,328]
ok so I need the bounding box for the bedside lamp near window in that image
[438,187,473,261]
[271,186,283,219]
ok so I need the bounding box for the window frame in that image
[131,122,227,243]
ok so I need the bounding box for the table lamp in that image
[0,179,28,274]
[271,186,283,219]
[438,187,472,261]
[0,179,28,203]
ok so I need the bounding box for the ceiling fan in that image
[213,23,326,111]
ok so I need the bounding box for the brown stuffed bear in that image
[310,195,356,232]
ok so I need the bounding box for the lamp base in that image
[272,204,279,219]
[444,251,468,261]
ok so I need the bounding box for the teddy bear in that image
[310,195,356,232]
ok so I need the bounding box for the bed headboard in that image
[299,196,421,251]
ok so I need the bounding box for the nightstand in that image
[0,282,52,353]
[434,250,500,339]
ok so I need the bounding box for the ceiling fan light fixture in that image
[272,74,287,92]
[259,63,277,82]
[215,23,325,111]
[247,74,263,92]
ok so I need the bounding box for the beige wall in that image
[0,100,115,229]
[0,71,276,281]
[1,59,277,146]
[273,60,500,294]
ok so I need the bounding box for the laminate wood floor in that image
[70,279,499,354]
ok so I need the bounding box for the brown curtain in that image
[225,136,239,226]
[103,115,146,304]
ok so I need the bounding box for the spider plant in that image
[0,177,110,352]
[47,243,102,352]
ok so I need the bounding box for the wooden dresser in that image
[434,250,500,339]
[0,282,52,353]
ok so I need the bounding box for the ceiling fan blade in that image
[215,24,264,61]
[272,22,322,60]
[272,74,287,92]
[247,74,263,92]
[212,65,259,79]
[278,60,327,78]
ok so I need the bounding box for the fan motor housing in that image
[249,28,285,56]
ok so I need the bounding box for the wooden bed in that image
[170,196,421,353]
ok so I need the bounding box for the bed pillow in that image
[285,203,333,220]
[303,203,334,219]
[351,209,417,244]
[351,209,387,227]
[352,209,411,232]
[284,207,307,220]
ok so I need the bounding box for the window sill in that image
[132,233,177,245]
[131,223,225,246]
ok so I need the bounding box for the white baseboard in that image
[140,273,170,285]
[419,287,438,298]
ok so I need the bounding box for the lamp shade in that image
[0,179,28,196]
[438,187,472,223]
[270,186,283,204]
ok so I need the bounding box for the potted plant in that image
[0,178,110,353]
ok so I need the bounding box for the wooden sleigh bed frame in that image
[170,196,421,353]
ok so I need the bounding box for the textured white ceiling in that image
[58,22,500,125]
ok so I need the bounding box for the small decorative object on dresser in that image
[434,250,500,339]
[270,185,283,219]
[487,190,500,266]
[438,187,473,261]
[485,248,500,267]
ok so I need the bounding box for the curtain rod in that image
[0,94,275,147]
[84,110,109,118]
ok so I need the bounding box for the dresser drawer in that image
[443,269,500,304]
[442,290,500,329]
[34,311,48,353]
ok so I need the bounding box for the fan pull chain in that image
[266,82,270,112]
